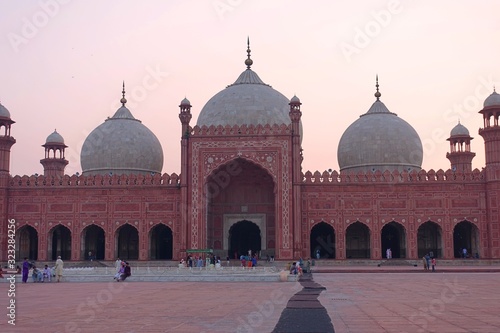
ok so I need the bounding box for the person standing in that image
[22,258,30,283]
[55,256,64,282]
[462,248,468,258]
[115,258,121,271]
[431,257,436,272]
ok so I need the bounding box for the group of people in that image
[240,254,258,268]
[290,258,310,276]
[422,253,437,272]
[21,256,64,283]
[113,258,131,281]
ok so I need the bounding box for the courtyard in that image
[1,271,500,333]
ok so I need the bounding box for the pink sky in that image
[1,0,499,177]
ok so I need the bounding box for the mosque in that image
[1,43,500,262]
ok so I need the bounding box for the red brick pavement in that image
[316,273,500,333]
[2,272,500,333]
[0,280,301,333]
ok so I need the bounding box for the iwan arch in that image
[1,42,500,262]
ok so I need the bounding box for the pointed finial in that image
[245,37,253,69]
[120,81,127,106]
[374,74,381,101]
[494,86,496,93]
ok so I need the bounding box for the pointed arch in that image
[346,221,371,259]
[149,223,173,260]
[453,220,480,258]
[116,224,139,260]
[310,222,335,259]
[381,221,407,259]
[417,221,443,258]
[228,220,262,258]
[16,225,39,260]
[48,224,72,260]
[81,224,105,260]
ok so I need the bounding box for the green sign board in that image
[185,249,213,253]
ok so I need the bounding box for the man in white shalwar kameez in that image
[55,256,64,282]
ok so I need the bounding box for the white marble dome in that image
[338,91,423,173]
[484,90,500,108]
[80,100,163,176]
[45,130,65,144]
[0,102,11,118]
[197,68,292,127]
[450,122,470,137]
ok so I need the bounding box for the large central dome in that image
[80,87,163,176]
[337,80,423,173]
[196,42,292,128]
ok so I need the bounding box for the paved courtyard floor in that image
[1,272,500,333]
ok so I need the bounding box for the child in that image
[43,265,52,282]
[431,258,436,272]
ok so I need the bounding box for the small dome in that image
[0,102,11,118]
[290,95,301,103]
[450,122,470,137]
[80,104,163,176]
[45,130,65,144]
[484,90,500,107]
[180,97,191,106]
[338,99,423,173]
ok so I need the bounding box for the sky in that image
[1,0,499,177]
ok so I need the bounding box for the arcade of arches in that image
[14,219,481,261]
[307,220,480,260]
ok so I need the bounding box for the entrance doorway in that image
[381,221,406,258]
[82,225,105,260]
[150,224,173,260]
[417,221,442,258]
[228,220,261,258]
[345,222,370,259]
[116,224,139,260]
[49,225,72,260]
[453,221,480,258]
[16,225,38,260]
[310,222,335,259]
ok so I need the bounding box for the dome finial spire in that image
[245,36,253,70]
[120,81,127,106]
[374,74,381,101]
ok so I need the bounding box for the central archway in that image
[228,220,261,258]
[206,158,275,259]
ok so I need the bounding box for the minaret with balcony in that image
[40,130,68,177]
[446,121,475,172]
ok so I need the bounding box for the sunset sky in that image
[1,0,499,177]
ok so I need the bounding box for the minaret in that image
[479,89,500,171]
[479,89,500,259]
[40,129,68,177]
[0,101,16,175]
[178,97,192,257]
[289,95,303,258]
[446,121,475,172]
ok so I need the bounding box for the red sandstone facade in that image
[1,95,500,262]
